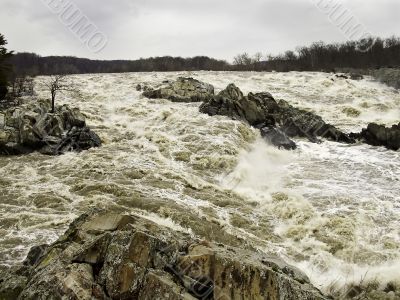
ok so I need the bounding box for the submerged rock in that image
[1,211,328,299]
[0,102,101,155]
[200,83,355,148]
[143,77,215,102]
[351,122,400,150]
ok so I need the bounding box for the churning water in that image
[0,71,399,296]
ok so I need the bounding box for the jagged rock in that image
[276,100,355,144]
[200,83,354,148]
[136,84,142,91]
[0,102,101,155]
[351,122,400,150]
[23,245,48,267]
[260,126,297,150]
[143,77,214,102]
[200,84,278,127]
[1,211,328,300]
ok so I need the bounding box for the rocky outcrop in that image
[143,77,215,102]
[200,84,278,127]
[200,83,354,148]
[1,211,327,300]
[276,100,355,144]
[0,101,101,155]
[351,122,400,150]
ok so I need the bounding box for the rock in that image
[276,100,355,144]
[200,83,354,148]
[0,101,101,155]
[59,105,86,128]
[335,74,349,79]
[23,245,48,267]
[0,274,27,300]
[1,211,328,300]
[351,122,400,150]
[143,77,215,103]
[136,84,142,91]
[260,126,297,150]
[350,73,364,80]
[200,84,277,127]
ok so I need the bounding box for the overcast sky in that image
[0,0,399,61]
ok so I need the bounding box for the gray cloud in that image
[0,0,399,61]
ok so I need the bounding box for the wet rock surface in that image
[1,211,328,300]
[200,83,355,149]
[275,100,355,144]
[143,77,215,102]
[351,122,400,150]
[0,101,101,155]
[260,126,297,150]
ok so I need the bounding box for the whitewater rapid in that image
[0,71,399,297]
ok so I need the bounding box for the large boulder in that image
[143,77,215,102]
[200,84,278,127]
[351,122,400,150]
[0,102,101,155]
[1,211,328,300]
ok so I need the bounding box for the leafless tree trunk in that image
[45,75,73,113]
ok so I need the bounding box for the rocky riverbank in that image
[0,100,101,155]
[0,210,328,300]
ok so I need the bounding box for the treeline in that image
[246,36,400,72]
[10,53,230,76]
[6,35,400,78]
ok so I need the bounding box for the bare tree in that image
[233,52,252,66]
[252,52,263,63]
[44,75,73,113]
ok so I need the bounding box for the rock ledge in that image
[1,211,328,300]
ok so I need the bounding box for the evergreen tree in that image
[0,34,13,100]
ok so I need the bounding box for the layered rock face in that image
[351,122,400,150]
[200,83,355,149]
[0,101,101,155]
[0,211,328,300]
[143,77,215,103]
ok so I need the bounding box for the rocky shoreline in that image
[0,210,328,300]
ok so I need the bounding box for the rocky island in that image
[0,100,101,155]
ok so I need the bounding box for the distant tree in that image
[252,52,263,63]
[233,52,252,66]
[0,33,14,100]
[283,50,297,61]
